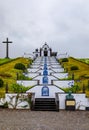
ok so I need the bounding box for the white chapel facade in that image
[33,43,57,57]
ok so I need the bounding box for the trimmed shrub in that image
[70,66,79,70]
[0,78,4,87]
[14,63,26,71]
[61,58,69,62]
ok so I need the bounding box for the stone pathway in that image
[0,109,89,130]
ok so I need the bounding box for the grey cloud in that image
[0,0,89,58]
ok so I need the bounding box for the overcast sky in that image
[0,0,89,58]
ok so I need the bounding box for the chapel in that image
[33,43,57,57]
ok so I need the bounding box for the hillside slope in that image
[60,57,89,96]
[0,57,31,97]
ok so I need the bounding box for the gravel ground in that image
[0,109,89,130]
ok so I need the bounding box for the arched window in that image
[42,86,49,96]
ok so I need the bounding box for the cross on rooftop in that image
[2,38,12,58]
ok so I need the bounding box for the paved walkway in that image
[0,109,89,130]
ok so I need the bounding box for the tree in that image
[14,63,26,71]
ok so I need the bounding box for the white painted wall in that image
[31,65,40,68]
[5,94,29,109]
[27,73,39,78]
[53,80,74,88]
[57,54,68,59]
[52,73,68,79]
[37,69,54,75]
[27,68,40,73]
[48,50,50,56]
[58,93,89,110]
[40,66,52,70]
[0,98,6,106]
[34,75,57,84]
[4,93,89,110]
[51,65,61,68]
[26,85,64,98]
[51,62,58,64]
[52,68,64,73]
[17,80,38,87]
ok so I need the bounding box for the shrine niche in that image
[42,86,49,96]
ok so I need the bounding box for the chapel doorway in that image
[44,51,48,56]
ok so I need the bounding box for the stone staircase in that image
[33,98,58,111]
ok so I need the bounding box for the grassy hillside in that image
[59,57,89,96]
[0,57,32,97]
[79,58,89,64]
[0,58,11,64]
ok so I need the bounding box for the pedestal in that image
[65,99,76,111]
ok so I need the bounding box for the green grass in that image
[0,57,32,97]
[59,57,89,96]
[0,58,12,64]
[78,58,89,64]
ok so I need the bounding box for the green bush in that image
[19,74,31,80]
[63,85,80,93]
[11,83,30,93]
[0,78,4,87]
[61,58,69,62]
[70,66,79,70]
[14,63,26,71]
